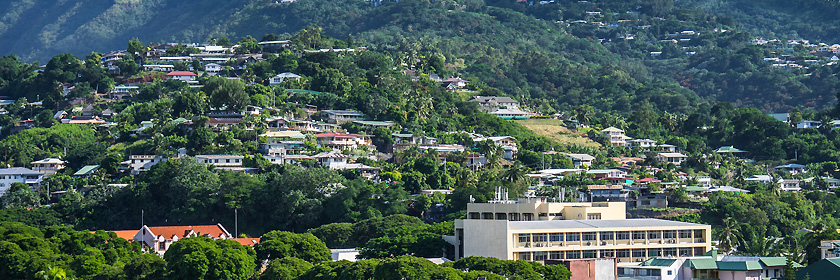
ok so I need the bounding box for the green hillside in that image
[2,0,840,113]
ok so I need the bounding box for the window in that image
[550,233,563,242]
[518,234,531,243]
[582,250,596,258]
[534,252,547,261]
[566,233,580,241]
[469,212,480,219]
[533,233,547,243]
[600,250,615,258]
[663,248,677,257]
[158,242,166,250]
[582,232,596,241]
[523,213,534,221]
[679,230,692,238]
[648,248,662,257]
[616,231,630,240]
[694,230,705,240]
[679,248,692,256]
[632,231,646,240]
[587,213,601,220]
[632,249,646,258]
[519,252,531,261]
[509,213,520,221]
[616,249,630,258]
[546,251,562,259]
[663,230,677,239]
[667,270,673,276]
[566,250,581,259]
[648,231,661,240]
[482,213,493,219]
[600,232,614,241]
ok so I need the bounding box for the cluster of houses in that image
[752,38,840,69]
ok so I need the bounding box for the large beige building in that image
[451,198,711,264]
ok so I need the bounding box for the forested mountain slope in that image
[2,0,840,113]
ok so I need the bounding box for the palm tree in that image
[502,162,530,183]
[35,266,67,280]
[716,217,742,254]
[738,231,780,257]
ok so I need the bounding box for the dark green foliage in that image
[254,231,331,263]
[164,237,257,280]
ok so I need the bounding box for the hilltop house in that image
[656,153,688,165]
[773,163,807,175]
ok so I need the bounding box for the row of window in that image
[516,247,705,261]
[517,230,704,243]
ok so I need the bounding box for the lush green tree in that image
[164,237,257,280]
[259,257,313,280]
[254,231,330,263]
[205,77,249,112]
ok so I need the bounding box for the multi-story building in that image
[315,132,371,151]
[565,153,595,168]
[820,240,840,259]
[601,127,630,146]
[450,198,711,263]
[30,158,65,176]
[321,110,365,124]
[0,167,44,195]
[120,155,166,175]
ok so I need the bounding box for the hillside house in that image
[601,127,630,146]
[0,168,43,194]
[166,71,197,83]
[489,108,533,119]
[656,153,688,165]
[565,153,595,168]
[628,139,657,148]
[473,136,519,159]
[321,110,365,124]
[315,132,371,150]
[195,155,244,167]
[269,72,302,85]
[120,155,165,175]
[773,163,807,175]
[205,63,221,74]
[469,96,521,110]
[30,158,65,176]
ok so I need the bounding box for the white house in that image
[311,151,349,168]
[166,71,197,82]
[564,153,595,168]
[205,63,222,73]
[468,96,520,109]
[321,110,365,124]
[774,163,807,175]
[120,155,166,175]
[628,139,657,148]
[195,155,244,167]
[796,120,821,129]
[132,224,233,255]
[601,127,630,146]
[269,72,302,85]
[656,153,688,165]
[0,168,44,195]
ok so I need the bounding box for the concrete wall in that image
[460,219,511,260]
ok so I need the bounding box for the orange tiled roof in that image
[231,237,261,246]
[110,230,139,241]
[147,225,229,239]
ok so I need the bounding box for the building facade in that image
[450,199,711,264]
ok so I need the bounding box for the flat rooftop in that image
[507,219,706,230]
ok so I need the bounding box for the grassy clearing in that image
[514,119,600,147]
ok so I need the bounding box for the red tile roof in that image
[147,225,230,239]
[110,230,139,241]
[166,71,196,76]
[231,237,261,246]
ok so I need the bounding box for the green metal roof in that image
[715,146,747,153]
[796,257,840,280]
[683,186,708,192]
[641,258,676,267]
[684,258,717,269]
[759,257,802,268]
[716,261,763,271]
[73,165,100,176]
